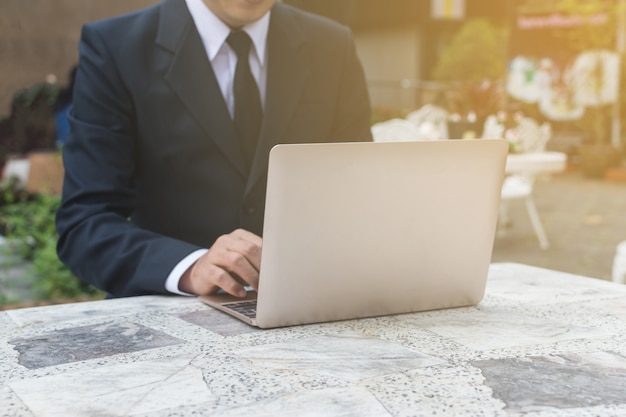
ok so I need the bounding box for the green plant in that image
[0,82,60,166]
[0,188,103,302]
[431,19,507,84]
[431,19,508,121]
[0,177,29,209]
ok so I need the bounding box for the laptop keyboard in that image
[222,300,257,319]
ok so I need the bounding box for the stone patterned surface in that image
[2,263,626,416]
[8,358,214,417]
[213,387,392,417]
[474,352,626,413]
[176,308,259,337]
[8,321,183,369]
[236,333,445,381]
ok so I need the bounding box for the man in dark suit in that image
[56,0,372,299]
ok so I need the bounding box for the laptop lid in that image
[201,139,508,328]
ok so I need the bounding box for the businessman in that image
[56,0,372,299]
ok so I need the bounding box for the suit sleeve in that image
[55,24,201,297]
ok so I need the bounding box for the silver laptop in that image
[200,139,508,328]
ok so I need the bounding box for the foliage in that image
[0,82,60,166]
[430,19,508,122]
[452,79,506,123]
[0,177,29,208]
[431,19,507,84]
[0,185,103,302]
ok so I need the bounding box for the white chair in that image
[515,117,552,153]
[371,118,422,142]
[481,115,505,139]
[497,117,555,250]
[498,174,550,249]
[405,104,449,140]
[612,240,626,284]
[481,115,552,152]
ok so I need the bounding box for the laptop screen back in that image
[255,139,508,328]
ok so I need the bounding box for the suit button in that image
[245,206,256,215]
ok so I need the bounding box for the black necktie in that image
[227,30,263,168]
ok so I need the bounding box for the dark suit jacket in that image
[56,0,372,297]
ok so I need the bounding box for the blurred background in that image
[0,0,625,308]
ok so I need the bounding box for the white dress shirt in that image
[165,0,271,295]
[185,0,269,116]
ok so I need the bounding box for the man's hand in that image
[179,229,262,297]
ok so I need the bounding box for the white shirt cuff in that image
[164,249,209,296]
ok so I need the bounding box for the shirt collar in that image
[185,0,270,66]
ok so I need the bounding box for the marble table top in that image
[2,263,626,416]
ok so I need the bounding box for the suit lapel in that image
[157,0,247,177]
[245,4,310,195]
